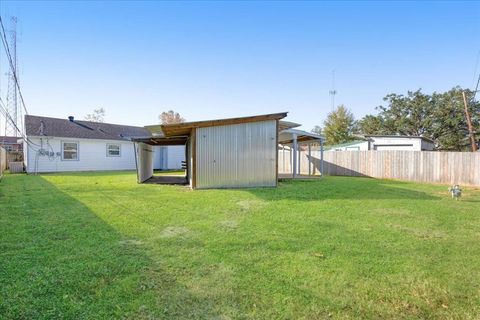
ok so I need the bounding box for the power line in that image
[473,73,480,102]
[0,97,41,149]
[0,15,28,116]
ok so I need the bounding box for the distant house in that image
[324,140,369,151]
[325,135,434,151]
[0,136,23,152]
[24,115,184,173]
[366,135,434,151]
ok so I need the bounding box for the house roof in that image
[0,136,22,145]
[25,115,150,141]
[365,135,435,143]
[146,112,289,137]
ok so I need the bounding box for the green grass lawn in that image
[1,172,479,319]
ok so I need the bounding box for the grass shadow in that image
[0,174,220,319]
[249,176,440,201]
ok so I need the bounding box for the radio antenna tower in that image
[329,69,337,112]
[5,16,20,137]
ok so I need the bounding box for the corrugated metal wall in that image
[196,120,277,188]
[136,142,153,183]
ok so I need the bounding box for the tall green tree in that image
[430,87,479,151]
[377,90,434,136]
[356,115,384,135]
[357,87,480,151]
[323,105,356,145]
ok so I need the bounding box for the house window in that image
[62,142,79,160]
[107,143,121,157]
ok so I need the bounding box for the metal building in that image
[133,112,324,189]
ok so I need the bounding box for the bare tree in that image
[311,125,322,135]
[159,110,185,124]
[85,108,105,122]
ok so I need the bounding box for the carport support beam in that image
[320,138,324,178]
[292,133,297,178]
[308,143,311,176]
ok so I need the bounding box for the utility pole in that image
[329,69,337,112]
[5,16,19,137]
[462,90,477,152]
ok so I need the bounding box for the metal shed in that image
[132,112,304,189]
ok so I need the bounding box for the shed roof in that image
[278,129,324,144]
[25,115,150,141]
[146,112,289,137]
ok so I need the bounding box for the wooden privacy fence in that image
[0,147,6,177]
[279,146,323,176]
[278,149,480,186]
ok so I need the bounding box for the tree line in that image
[314,87,480,151]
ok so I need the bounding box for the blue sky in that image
[1,1,479,131]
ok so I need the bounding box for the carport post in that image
[308,143,311,176]
[320,138,324,178]
[292,133,298,178]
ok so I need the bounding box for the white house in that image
[326,135,434,151]
[24,115,185,173]
[366,135,434,151]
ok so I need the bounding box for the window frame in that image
[106,143,121,157]
[61,141,79,161]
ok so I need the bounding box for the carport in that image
[132,135,189,184]
[278,129,324,179]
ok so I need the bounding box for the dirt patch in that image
[236,199,266,212]
[189,263,235,299]
[159,226,190,238]
[388,224,446,239]
[218,220,238,231]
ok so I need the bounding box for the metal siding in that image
[196,120,277,188]
[166,145,186,169]
[137,143,153,182]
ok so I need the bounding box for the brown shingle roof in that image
[0,136,21,144]
[25,115,150,141]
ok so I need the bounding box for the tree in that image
[159,110,185,124]
[311,125,322,135]
[84,108,105,122]
[323,105,356,145]
[357,87,480,151]
[377,90,434,136]
[430,87,479,151]
[356,114,384,135]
